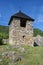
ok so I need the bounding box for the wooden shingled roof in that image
[8,11,34,25]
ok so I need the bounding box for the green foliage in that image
[0,25,9,39]
[0,33,3,45]
[0,37,3,45]
[33,28,43,37]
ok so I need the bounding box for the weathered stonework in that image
[9,18,34,46]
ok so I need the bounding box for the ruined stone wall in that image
[9,18,34,46]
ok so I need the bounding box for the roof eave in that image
[8,16,35,25]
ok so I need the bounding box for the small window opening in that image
[20,19,26,27]
[22,35,25,38]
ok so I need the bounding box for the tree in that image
[0,33,3,45]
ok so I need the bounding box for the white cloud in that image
[37,15,43,23]
[37,6,43,23]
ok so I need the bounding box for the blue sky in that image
[0,0,43,30]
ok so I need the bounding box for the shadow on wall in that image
[33,42,38,46]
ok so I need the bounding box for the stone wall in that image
[3,35,43,46]
[3,39,9,44]
[9,18,34,46]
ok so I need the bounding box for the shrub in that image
[0,38,3,45]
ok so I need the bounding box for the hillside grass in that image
[0,45,43,65]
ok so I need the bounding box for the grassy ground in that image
[0,45,43,65]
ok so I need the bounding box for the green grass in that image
[0,45,43,65]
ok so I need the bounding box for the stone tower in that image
[8,11,34,46]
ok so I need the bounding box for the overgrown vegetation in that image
[0,45,43,65]
[0,25,9,39]
[0,38,3,45]
[33,28,43,37]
